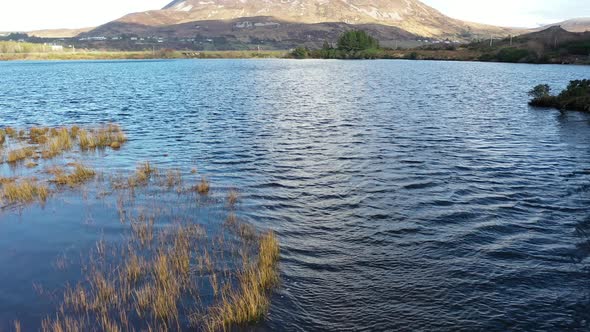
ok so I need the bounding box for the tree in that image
[336,30,379,53]
[292,46,309,59]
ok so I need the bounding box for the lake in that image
[1,59,590,331]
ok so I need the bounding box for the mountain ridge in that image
[102,0,514,40]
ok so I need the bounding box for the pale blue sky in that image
[0,0,588,32]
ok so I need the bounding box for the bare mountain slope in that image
[102,0,513,39]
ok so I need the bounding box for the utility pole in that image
[490,34,493,47]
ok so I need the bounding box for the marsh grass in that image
[0,129,6,146]
[196,177,210,195]
[79,125,127,150]
[2,124,280,330]
[41,213,279,331]
[2,124,128,169]
[7,147,35,163]
[5,127,17,139]
[52,164,96,187]
[1,179,49,204]
[205,231,280,331]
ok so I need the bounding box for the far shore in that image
[0,50,289,61]
[1,49,588,65]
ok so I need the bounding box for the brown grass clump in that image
[228,189,239,206]
[205,231,280,330]
[0,129,6,146]
[1,179,49,204]
[78,129,96,150]
[70,126,80,138]
[131,216,155,247]
[6,147,35,163]
[30,127,49,144]
[5,126,17,138]
[53,164,96,187]
[0,177,16,185]
[165,169,182,188]
[127,162,156,188]
[196,177,210,195]
[42,128,73,159]
[79,124,127,150]
[26,161,39,168]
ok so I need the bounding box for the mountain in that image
[541,18,590,33]
[82,0,515,46]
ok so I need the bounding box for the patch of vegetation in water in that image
[529,80,590,112]
[0,125,280,331]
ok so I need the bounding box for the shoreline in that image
[1,50,588,65]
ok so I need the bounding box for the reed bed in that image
[52,164,96,187]
[1,179,49,204]
[6,147,36,163]
[1,124,280,331]
[1,124,128,166]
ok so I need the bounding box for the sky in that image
[0,0,588,32]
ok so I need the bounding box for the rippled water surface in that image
[2,59,590,331]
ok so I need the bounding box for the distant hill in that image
[472,26,590,64]
[540,18,590,33]
[82,0,516,45]
[81,17,419,50]
[28,27,94,38]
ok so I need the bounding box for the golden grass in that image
[26,161,39,168]
[5,126,17,138]
[205,231,280,330]
[165,169,182,188]
[131,216,155,247]
[53,164,96,187]
[30,127,49,144]
[42,128,73,159]
[6,147,35,163]
[79,125,127,150]
[0,129,6,146]
[0,177,16,185]
[196,177,210,195]
[1,179,49,204]
[124,162,156,189]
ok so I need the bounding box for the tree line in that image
[292,30,383,59]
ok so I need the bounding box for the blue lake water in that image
[1,59,590,330]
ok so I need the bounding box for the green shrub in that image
[291,46,310,59]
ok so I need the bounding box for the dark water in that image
[1,59,590,331]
